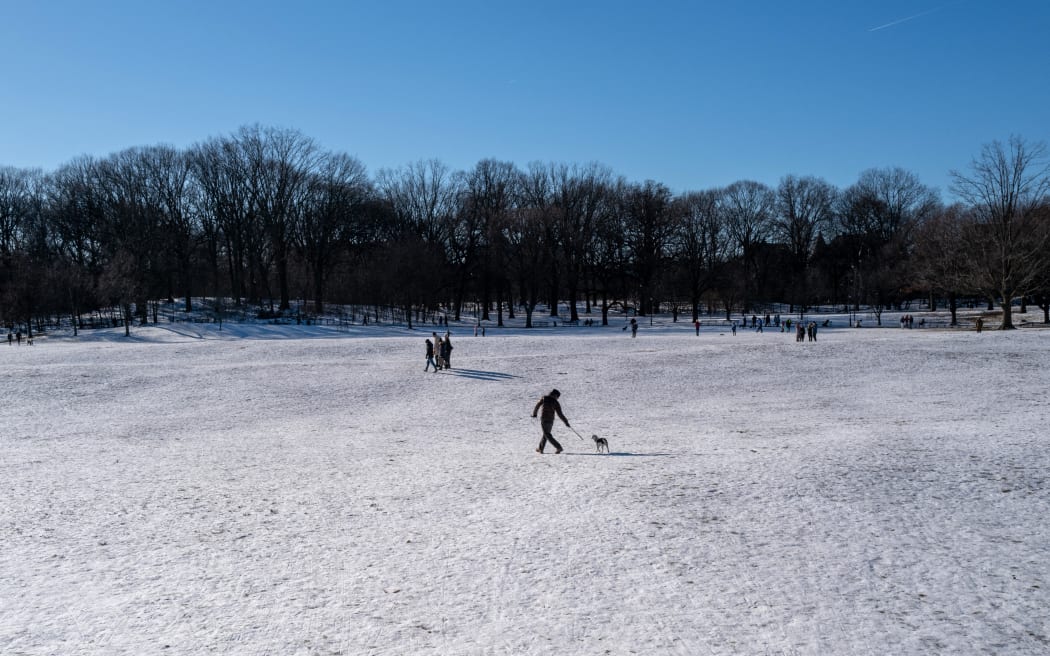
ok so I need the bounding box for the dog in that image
[592,434,609,453]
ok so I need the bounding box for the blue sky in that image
[2,1,1048,200]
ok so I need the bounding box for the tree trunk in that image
[999,297,1015,329]
[313,266,326,315]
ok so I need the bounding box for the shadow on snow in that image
[440,368,521,381]
[561,452,673,457]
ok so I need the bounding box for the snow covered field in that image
[2,316,1049,655]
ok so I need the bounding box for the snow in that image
[2,314,1049,655]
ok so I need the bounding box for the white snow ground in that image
[2,314,1049,655]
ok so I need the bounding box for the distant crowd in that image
[6,331,33,346]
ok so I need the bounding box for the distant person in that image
[6,332,11,346]
[975,317,984,333]
[694,319,700,336]
[434,335,445,369]
[532,388,571,454]
[424,339,438,372]
[630,318,638,338]
[442,332,453,368]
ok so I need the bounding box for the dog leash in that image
[569,426,585,441]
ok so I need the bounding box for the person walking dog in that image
[532,388,571,454]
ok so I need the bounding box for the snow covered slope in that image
[2,321,1048,654]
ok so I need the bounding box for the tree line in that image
[2,127,1049,335]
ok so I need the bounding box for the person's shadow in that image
[442,368,520,381]
[564,451,671,457]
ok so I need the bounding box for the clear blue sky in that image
[2,0,1048,200]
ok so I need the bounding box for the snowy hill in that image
[2,317,1048,654]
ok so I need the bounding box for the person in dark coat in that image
[441,332,453,368]
[425,339,438,372]
[532,388,570,454]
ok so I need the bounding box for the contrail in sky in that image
[868,6,942,32]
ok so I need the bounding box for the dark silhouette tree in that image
[298,151,370,314]
[621,180,675,317]
[721,180,775,313]
[671,189,730,322]
[836,167,939,324]
[774,175,837,315]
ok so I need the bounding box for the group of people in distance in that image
[795,321,819,342]
[7,331,32,345]
[425,331,453,371]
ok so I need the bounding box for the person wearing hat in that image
[531,388,571,454]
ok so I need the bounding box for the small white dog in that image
[592,434,609,453]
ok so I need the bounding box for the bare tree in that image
[500,205,553,327]
[97,148,169,326]
[775,175,837,314]
[589,177,633,324]
[244,125,318,311]
[0,167,37,256]
[1032,208,1050,324]
[951,136,1050,329]
[518,163,560,324]
[0,167,47,333]
[190,135,265,305]
[461,159,519,323]
[621,180,675,316]
[375,159,461,315]
[298,151,370,313]
[836,167,939,323]
[912,203,972,325]
[139,146,197,311]
[550,162,612,321]
[721,180,775,312]
[672,189,730,321]
[376,159,459,247]
[44,159,108,333]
